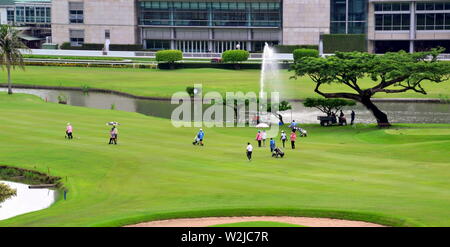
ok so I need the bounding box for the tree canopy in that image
[0,182,16,204]
[303,98,355,116]
[291,48,450,126]
[0,25,29,94]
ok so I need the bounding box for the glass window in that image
[348,22,365,34]
[331,0,346,22]
[383,3,391,11]
[393,14,401,30]
[331,22,346,33]
[69,2,84,24]
[375,3,382,12]
[402,14,410,30]
[416,13,425,30]
[425,3,434,11]
[446,3,450,10]
[69,29,84,46]
[7,9,14,22]
[445,13,450,29]
[426,13,435,27]
[375,15,383,30]
[392,3,400,11]
[401,3,409,11]
[348,0,366,22]
[435,3,444,10]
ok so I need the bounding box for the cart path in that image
[126,216,385,227]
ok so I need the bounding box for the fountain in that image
[259,43,282,100]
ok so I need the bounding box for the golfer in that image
[246,142,253,161]
[197,129,205,146]
[270,138,276,152]
[109,126,118,145]
[66,123,73,139]
[280,130,287,148]
[351,110,356,125]
[290,131,297,149]
[256,130,262,147]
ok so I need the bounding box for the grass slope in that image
[0,93,449,226]
[1,66,449,99]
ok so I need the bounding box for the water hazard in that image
[1,88,449,124]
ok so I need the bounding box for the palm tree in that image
[0,25,29,94]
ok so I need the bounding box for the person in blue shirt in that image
[197,129,205,146]
[269,138,276,152]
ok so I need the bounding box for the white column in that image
[409,2,416,53]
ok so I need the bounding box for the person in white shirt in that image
[280,131,287,148]
[246,142,253,161]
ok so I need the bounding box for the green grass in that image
[2,66,449,99]
[0,93,449,226]
[210,221,305,227]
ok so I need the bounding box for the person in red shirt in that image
[290,131,297,149]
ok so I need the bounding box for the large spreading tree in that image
[291,48,450,126]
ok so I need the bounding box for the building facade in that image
[51,0,137,46]
[45,0,450,53]
[0,0,52,47]
[368,0,450,53]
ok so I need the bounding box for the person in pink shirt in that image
[66,123,73,139]
[290,131,297,149]
[255,130,263,147]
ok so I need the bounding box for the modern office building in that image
[368,0,450,53]
[0,0,51,47]
[13,0,449,53]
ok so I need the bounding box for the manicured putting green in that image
[210,221,305,227]
[0,93,449,227]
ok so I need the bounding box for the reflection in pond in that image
[0,181,57,220]
[1,88,449,124]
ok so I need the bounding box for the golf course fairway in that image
[0,93,449,227]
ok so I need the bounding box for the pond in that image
[0,181,57,220]
[1,88,449,124]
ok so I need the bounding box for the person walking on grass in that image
[269,138,276,153]
[109,126,118,145]
[280,130,287,148]
[262,130,267,147]
[256,130,262,147]
[290,131,297,149]
[351,110,356,125]
[196,128,205,146]
[246,142,253,161]
[65,123,73,139]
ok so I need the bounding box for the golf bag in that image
[272,147,285,158]
[299,128,308,137]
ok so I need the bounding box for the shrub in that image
[322,34,367,53]
[293,49,319,61]
[155,50,183,63]
[222,50,249,63]
[274,45,318,53]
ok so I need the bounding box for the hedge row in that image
[60,42,143,51]
[158,62,292,70]
[293,49,319,61]
[323,34,367,53]
[24,61,157,69]
[274,45,319,53]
